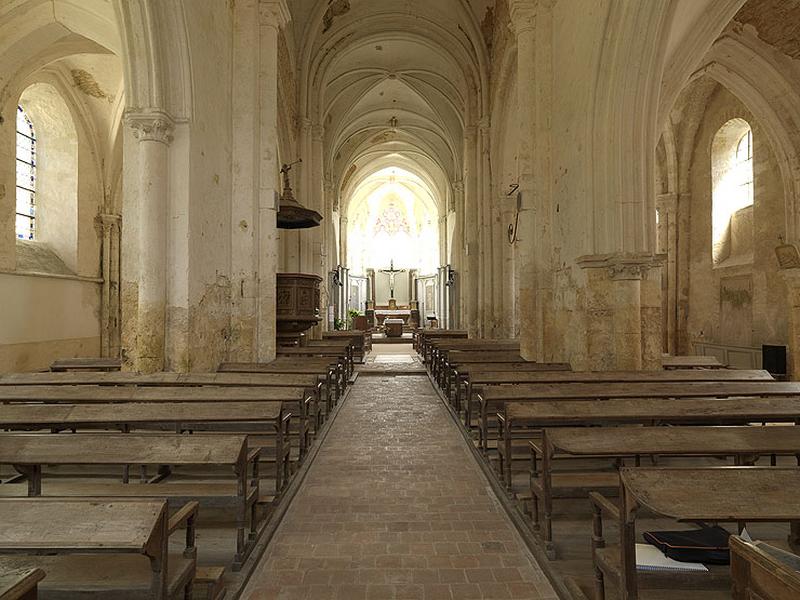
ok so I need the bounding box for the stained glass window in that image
[15,105,36,240]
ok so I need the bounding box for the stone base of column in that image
[576,253,663,371]
[136,305,166,373]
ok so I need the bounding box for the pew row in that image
[0,498,196,600]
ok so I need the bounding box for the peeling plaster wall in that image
[0,273,100,372]
[686,87,789,350]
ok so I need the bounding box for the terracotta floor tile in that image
[240,373,555,600]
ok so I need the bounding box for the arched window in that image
[711,119,754,265]
[15,105,36,240]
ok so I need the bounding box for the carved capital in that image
[452,180,464,195]
[125,111,174,145]
[312,124,325,142]
[576,252,664,281]
[509,0,556,36]
[259,0,290,28]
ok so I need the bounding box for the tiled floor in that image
[241,367,557,599]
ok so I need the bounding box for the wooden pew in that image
[0,498,196,600]
[49,357,122,372]
[528,425,800,556]
[0,401,291,495]
[497,396,800,490]
[591,467,800,600]
[322,330,371,363]
[0,568,45,600]
[424,339,518,375]
[481,381,800,451]
[218,360,344,411]
[276,346,353,379]
[414,329,467,354]
[433,349,523,389]
[0,432,259,568]
[466,369,773,430]
[0,384,312,460]
[662,355,726,369]
[730,535,800,599]
[0,373,324,452]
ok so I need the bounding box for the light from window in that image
[711,118,754,264]
[15,105,36,240]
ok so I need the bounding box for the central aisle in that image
[241,364,556,599]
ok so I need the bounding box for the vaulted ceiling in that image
[294,0,492,215]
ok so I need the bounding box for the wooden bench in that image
[591,467,800,600]
[218,360,343,411]
[0,401,291,496]
[0,373,323,454]
[662,355,726,369]
[414,329,467,354]
[434,349,523,389]
[0,432,259,568]
[0,384,312,460]
[465,369,773,430]
[730,535,800,599]
[528,425,800,556]
[498,396,800,491]
[322,330,372,362]
[0,498,196,600]
[450,362,571,418]
[49,358,122,372]
[481,381,800,451]
[0,567,45,600]
[275,347,353,379]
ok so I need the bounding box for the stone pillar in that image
[656,193,678,354]
[478,117,493,337]
[97,213,122,358]
[463,127,480,337]
[339,216,349,265]
[256,0,289,362]
[229,0,288,363]
[577,253,663,371]
[510,0,554,359]
[298,119,314,273]
[451,180,465,328]
[126,111,174,373]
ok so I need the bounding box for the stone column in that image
[256,0,289,361]
[97,213,122,358]
[510,0,553,359]
[478,117,493,337]
[577,253,663,371]
[463,127,480,337]
[126,111,174,373]
[657,193,678,354]
[340,216,349,265]
[450,180,464,328]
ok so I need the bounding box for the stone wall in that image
[685,87,789,350]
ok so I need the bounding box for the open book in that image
[636,544,709,573]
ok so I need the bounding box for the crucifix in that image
[380,259,406,299]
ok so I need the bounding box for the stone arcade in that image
[1,1,800,599]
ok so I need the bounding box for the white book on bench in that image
[635,544,709,573]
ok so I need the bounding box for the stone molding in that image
[508,0,555,36]
[576,252,665,281]
[125,111,174,145]
[259,0,291,28]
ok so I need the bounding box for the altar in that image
[374,308,412,326]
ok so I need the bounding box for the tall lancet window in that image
[15,105,37,240]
